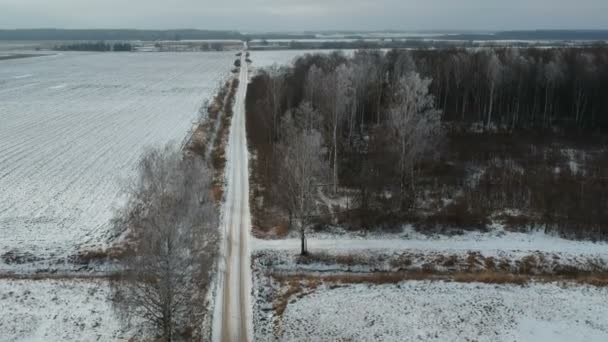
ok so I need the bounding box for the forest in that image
[53,41,134,52]
[246,47,608,242]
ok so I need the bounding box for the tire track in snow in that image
[212,54,253,342]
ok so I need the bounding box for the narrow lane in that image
[212,53,252,342]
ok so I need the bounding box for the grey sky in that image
[1,0,607,31]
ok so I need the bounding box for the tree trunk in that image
[300,226,307,255]
[333,115,339,194]
[487,83,494,129]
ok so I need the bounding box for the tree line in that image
[246,47,608,245]
[406,47,608,131]
[54,41,134,52]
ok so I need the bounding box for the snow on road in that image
[265,281,608,341]
[0,52,234,263]
[212,54,253,342]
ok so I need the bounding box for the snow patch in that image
[258,281,608,341]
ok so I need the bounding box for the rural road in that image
[212,54,253,342]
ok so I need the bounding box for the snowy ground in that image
[254,225,608,258]
[258,280,608,342]
[0,51,234,265]
[0,278,138,341]
[252,226,608,341]
[249,49,355,69]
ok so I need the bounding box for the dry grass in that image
[452,271,529,285]
[251,206,291,239]
[272,268,608,294]
[212,184,224,203]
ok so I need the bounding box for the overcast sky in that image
[1,0,607,31]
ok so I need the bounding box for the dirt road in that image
[212,54,252,342]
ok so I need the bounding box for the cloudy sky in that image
[1,0,607,31]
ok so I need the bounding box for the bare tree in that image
[112,144,218,342]
[388,73,443,209]
[277,103,327,255]
[486,51,503,129]
[268,63,285,143]
[543,54,564,127]
[322,64,354,194]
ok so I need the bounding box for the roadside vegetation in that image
[108,66,241,341]
[110,145,218,341]
[246,47,608,243]
[186,74,240,202]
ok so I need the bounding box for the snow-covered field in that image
[0,51,234,264]
[252,226,608,341]
[260,281,608,342]
[0,278,136,341]
[249,49,355,69]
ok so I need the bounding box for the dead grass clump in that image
[211,143,226,171]
[69,249,109,265]
[297,252,363,267]
[498,258,512,272]
[274,220,290,237]
[518,255,538,274]
[442,255,459,268]
[388,253,413,269]
[274,281,303,317]
[484,256,496,271]
[1,250,41,265]
[466,251,483,271]
[212,184,223,203]
[453,271,529,286]
[575,274,608,287]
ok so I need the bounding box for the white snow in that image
[249,50,356,69]
[263,281,608,342]
[254,225,608,258]
[0,278,137,341]
[0,51,235,264]
[211,54,253,342]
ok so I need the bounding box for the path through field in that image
[212,54,253,342]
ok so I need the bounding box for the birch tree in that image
[486,51,503,129]
[268,63,285,142]
[388,73,442,209]
[277,103,327,255]
[324,64,354,194]
[112,145,218,341]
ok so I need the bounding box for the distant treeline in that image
[439,30,608,42]
[251,39,607,51]
[3,29,608,42]
[0,29,314,41]
[0,29,243,41]
[53,41,134,52]
[303,30,608,42]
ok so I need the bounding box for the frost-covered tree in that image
[543,56,564,127]
[485,51,503,129]
[268,63,285,142]
[277,103,327,255]
[322,64,354,194]
[112,145,218,341]
[388,73,442,209]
